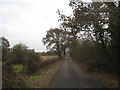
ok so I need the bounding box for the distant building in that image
[28,49,35,52]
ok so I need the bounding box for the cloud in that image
[0,0,72,52]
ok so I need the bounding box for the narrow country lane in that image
[49,57,104,88]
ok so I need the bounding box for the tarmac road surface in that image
[49,58,104,88]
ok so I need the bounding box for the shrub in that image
[2,63,27,88]
[70,40,119,76]
[26,52,41,74]
[40,57,59,68]
[11,43,28,64]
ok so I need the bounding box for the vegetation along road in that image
[49,57,104,88]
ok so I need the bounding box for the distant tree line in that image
[40,51,57,56]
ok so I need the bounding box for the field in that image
[41,56,58,61]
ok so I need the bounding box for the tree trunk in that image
[56,43,62,58]
[63,47,66,56]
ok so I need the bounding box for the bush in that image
[2,63,14,88]
[40,57,59,68]
[11,43,28,64]
[70,40,119,76]
[2,63,27,88]
[26,52,41,74]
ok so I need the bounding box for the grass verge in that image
[74,60,119,88]
[25,59,63,88]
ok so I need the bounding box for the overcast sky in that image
[0,0,72,52]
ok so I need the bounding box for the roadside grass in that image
[74,60,119,88]
[89,71,118,88]
[11,56,62,88]
[11,64,29,88]
[24,59,62,88]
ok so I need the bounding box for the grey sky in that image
[0,0,72,52]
